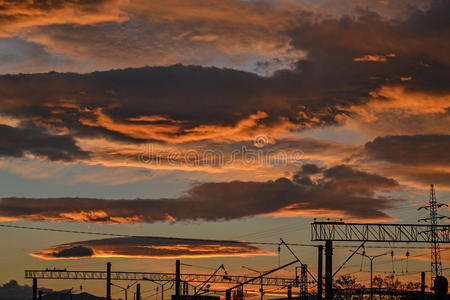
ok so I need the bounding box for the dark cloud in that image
[285,0,450,96]
[0,0,432,74]
[0,164,400,223]
[0,124,90,161]
[395,168,450,188]
[0,2,448,145]
[51,245,94,258]
[365,135,450,166]
[362,134,450,188]
[292,164,324,184]
[18,0,301,73]
[298,164,324,175]
[0,65,352,144]
[32,236,272,259]
[289,1,450,63]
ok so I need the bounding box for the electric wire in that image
[1,223,448,249]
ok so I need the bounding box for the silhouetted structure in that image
[311,216,450,298]
[419,184,448,283]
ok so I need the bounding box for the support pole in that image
[325,240,333,300]
[317,245,323,300]
[175,259,181,296]
[421,272,426,299]
[106,262,111,300]
[260,280,264,300]
[226,289,231,300]
[136,283,141,300]
[33,278,37,300]
[288,285,292,300]
[369,259,373,300]
[301,264,308,299]
[183,281,189,295]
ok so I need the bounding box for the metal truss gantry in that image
[311,221,450,243]
[24,270,295,287]
[311,220,450,300]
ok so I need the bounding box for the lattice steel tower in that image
[419,184,448,282]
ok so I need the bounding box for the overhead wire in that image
[0,223,314,246]
[1,223,448,250]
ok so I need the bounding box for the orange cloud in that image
[268,205,398,223]
[58,210,144,224]
[0,0,129,37]
[31,237,274,260]
[338,85,450,137]
[80,108,298,143]
[368,86,450,115]
[354,53,396,63]
[0,114,21,127]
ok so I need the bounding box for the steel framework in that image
[24,270,295,287]
[419,184,447,281]
[299,264,308,299]
[335,288,423,297]
[311,221,450,243]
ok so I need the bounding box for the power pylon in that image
[419,184,448,282]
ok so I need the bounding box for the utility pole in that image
[226,289,231,300]
[175,260,181,296]
[107,262,111,300]
[419,184,447,284]
[355,251,388,300]
[136,284,141,300]
[33,278,37,300]
[421,272,426,297]
[317,245,323,300]
[297,264,308,299]
[325,240,332,300]
[301,264,308,299]
[183,281,189,295]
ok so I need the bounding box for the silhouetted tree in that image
[334,274,364,300]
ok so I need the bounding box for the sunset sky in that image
[0,0,449,297]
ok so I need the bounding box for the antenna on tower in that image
[418,184,448,283]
